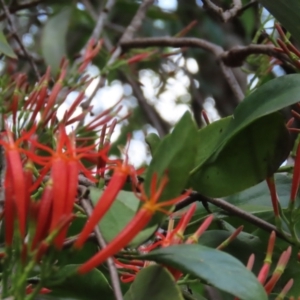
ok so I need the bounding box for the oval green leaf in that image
[46,264,114,300]
[41,7,71,75]
[124,265,184,300]
[258,0,300,45]
[141,244,267,300]
[190,113,290,197]
[0,30,16,58]
[144,111,198,201]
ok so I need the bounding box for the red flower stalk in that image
[41,62,68,122]
[77,174,191,274]
[257,231,276,284]
[1,125,36,240]
[290,141,300,204]
[264,246,292,294]
[276,279,294,300]
[185,215,214,244]
[31,181,53,250]
[25,284,51,295]
[246,254,255,271]
[266,177,280,217]
[78,38,103,72]
[4,167,15,246]
[74,141,136,249]
[127,52,153,65]
[27,126,103,248]
[216,225,243,250]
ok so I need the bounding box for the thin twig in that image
[106,0,155,66]
[202,0,242,22]
[121,37,288,67]
[175,192,292,243]
[81,0,155,110]
[121,37,292,101]
[0,0,42,21]
[91,0,116,41]
[121,37,245,100]
[0,0,40,79]
[81,198,124,300]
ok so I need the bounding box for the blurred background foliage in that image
[0,0,292,167]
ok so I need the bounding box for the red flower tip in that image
[266,177,279,217]
[77,174,189,274]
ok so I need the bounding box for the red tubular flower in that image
[77,174,191,274]
[4,167,15,246]
[290,142,300,203]
[185,215,214,244]
[257,231,276,284]
[216,226,243,250]
[31,181,53,250]
[41,62,68,122]
[266,177,279,217]
[27,125,103,248]
[0,125,36,239]
[25,284,51,295]
[264,246,292,294]
[74,146,136,249]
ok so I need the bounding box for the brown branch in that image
[107,0,155,65]
[81,198,124,300]
[121,37,245,100]
[175,192,293,244]
[121,37,292,101]
[124,72,170,136]
[220,44,288,67]
[0,0,40,79]
[90,0,116,41]
[0,0,42,21]
[202,0,242,22]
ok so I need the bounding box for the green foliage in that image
[46,265,114,300]
[141,244,268,300]
[41,7,72,74]
[124,265,184,300]
[0,30,16,58]
[258,0,300,44]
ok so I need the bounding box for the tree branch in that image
[202,0,242,22]
[121,37,291,101]
[0,0,42,21]
[0,0,40,79]
[175,192,292,244]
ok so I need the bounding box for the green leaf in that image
[145,132,162,155]
[0,30,16,58]
[193,116,231,168]
[41,7,72,75]
[141,245,267,300]
[226,74,300,142]
[257,0,300,45]
[46,265,114,300]
[225,173,292,213]
[89,187,140,242]
[124,265,184,300]
[144,111,198,201]
[190,113,290,197]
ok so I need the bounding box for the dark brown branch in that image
[121,37,287,67]
[121,37,244,100]
[121,37,292,100]
[0,0,40,79]
[202,0,242,22]
[0,0,42,21]
[175,192,292,244]
[81,198,124,300]
[124,73,170,136]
